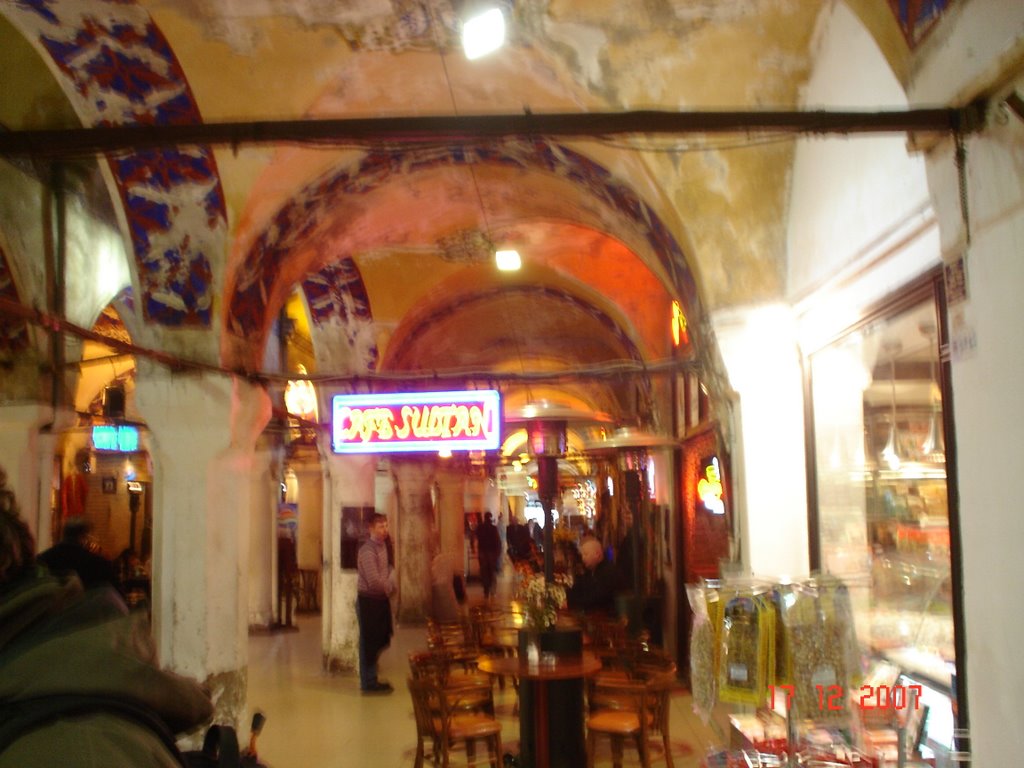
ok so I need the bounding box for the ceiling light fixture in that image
[495,249,521,271]
[880,341,902,471]
[461,5,506,60]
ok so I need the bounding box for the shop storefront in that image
[804,271,964,763]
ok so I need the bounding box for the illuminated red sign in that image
[332,390,501,454]
[697,455,725,515]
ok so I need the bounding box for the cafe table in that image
[478,650,602,768]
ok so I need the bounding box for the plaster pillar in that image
[247,436,278,629]
[435,462,467,577]
[133,368,270,726]
[712,304,810,580]
[0,404,69,546]
[322,452,376,672]
[293,451,325,571]
[391,458,436,624]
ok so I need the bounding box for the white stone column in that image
[321,452,376,671]
[435,463,466,577]
[0,404,70,546]
[712,304,810,580]
[391,458,436,624]
[133,368,270,723]
[293,453,325,572]
[247,436,278,629]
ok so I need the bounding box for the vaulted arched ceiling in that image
[0,0,931,431]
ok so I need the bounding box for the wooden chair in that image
[586,675,676,768]
[585,678,650,768]
[409,650,494,715]
[407,676,503,768]
[427,619,480,672]
[642,676,676,768]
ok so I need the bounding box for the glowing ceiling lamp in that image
[284,364,319,422]
[461,5,506,60]
[880,343,901,471]
[495,249,521,271]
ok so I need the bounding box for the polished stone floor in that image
[245,578,727,767]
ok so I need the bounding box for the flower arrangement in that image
[552,526,578,546]
[516,572,572,631]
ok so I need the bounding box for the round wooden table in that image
[479,652,602,768]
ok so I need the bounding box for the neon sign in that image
[697,455,725,515]
[92,425,139,452]
[332,390,501,454]
[671,300,689,347]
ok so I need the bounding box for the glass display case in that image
[806,275,964,764]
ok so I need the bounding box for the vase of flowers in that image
[517,572,570,632]
[516,572,584,661]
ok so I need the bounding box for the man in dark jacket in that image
[506,515,532,564]
[476,512,501,599]
[0,477,213,767]
[567,538,617,615]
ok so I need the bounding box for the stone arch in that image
[227,138,700,368]
[1,1,225,327]
[382,283,653,423]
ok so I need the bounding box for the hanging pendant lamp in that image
[879,345,901,470]
[919,322,945,462]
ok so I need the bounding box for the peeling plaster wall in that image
[0,159,131,399]
[134,369,270,725]
[392,459,434,623]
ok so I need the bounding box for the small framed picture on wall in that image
[101,476,117,494]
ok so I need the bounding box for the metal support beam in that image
[0,105,986,158]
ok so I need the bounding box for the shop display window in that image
[806,278,961,721]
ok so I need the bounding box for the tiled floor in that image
[246,584,728,767]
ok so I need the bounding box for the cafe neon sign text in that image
[332,390,501,454]
[697,456,725,515]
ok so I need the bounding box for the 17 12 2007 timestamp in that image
[768,683,923,711]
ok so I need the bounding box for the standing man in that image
[476,512,501,600]
[357,513,395,694]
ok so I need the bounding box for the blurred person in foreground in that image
[37,516,115,590]
[0,472,212,767]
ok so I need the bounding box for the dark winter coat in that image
[0,570,213,767]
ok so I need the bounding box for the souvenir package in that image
[718,590,775,706]
[769,583,794,685]
[777,579,859,721]
[687,583,718,721]
[701,748,786,768]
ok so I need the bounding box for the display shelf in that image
[690,576,960,767]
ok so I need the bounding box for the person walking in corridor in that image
[476,511,501,600]
[357,513,395,694]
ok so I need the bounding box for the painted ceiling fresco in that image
[887,0,953,48]
[3,0,224,327]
